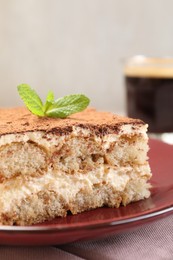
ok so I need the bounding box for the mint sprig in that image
[17,84,90,118]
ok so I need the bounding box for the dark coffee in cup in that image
[124,57,173,133]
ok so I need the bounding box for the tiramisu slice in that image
[0,107,151,225]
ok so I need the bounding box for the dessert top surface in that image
[0,107,144,135]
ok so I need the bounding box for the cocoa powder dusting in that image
[0,107,144,136]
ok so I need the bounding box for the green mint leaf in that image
[17,84,44,116]
[46,91,54,103]
[17,84,90,118]
[43,91,55,112]
[45,94,90,118]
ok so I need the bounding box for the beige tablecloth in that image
[1,214,173,260]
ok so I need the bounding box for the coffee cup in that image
[124,55,173,144]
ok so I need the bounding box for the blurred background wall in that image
[0,0,173,113]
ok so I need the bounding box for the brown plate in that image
[0,139,173,245]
